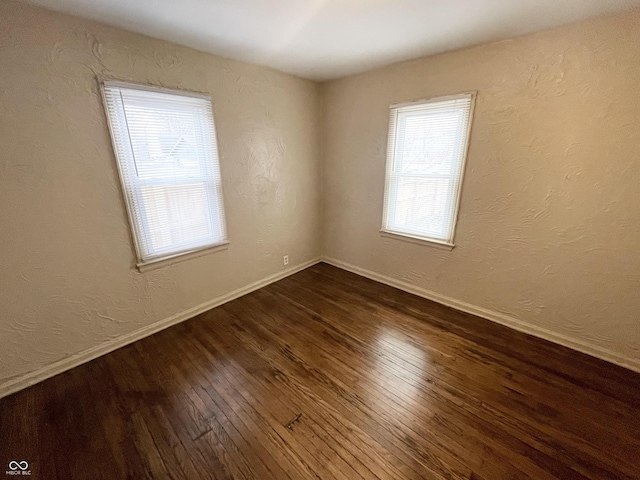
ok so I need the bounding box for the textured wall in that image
[322,11,640,367]
[0,0,321,385]
[2,0,640,390]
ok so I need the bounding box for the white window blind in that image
[382,93,475,245]
[101,81,227,265]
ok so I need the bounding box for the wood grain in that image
[2,263,639,479]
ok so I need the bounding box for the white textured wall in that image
[322,11,640,368]
[0,0,321,386]
[2,0,640,392]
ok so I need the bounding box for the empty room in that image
[1,0,640,478]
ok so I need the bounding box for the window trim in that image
[98,77,228,271]
[379,230,455,251]
[136,241,230,272]
[381,91,476,248]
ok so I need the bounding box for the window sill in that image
[379,230,455,251]
[136,241,230,272]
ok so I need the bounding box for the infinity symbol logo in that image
[8,461,28,471]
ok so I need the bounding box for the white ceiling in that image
[25,0,640,80]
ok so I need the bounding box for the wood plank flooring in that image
[2,262,640,479]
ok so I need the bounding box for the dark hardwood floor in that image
[2,263,640,479]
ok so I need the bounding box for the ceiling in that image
[25,0,640,80]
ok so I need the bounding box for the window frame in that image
[99,78,229,271]
[380,92,476,249]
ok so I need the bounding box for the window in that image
[381,93,475,246]
[101,80,228,267]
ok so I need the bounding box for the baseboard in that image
[0,257,322,399]
[322,257,640,374]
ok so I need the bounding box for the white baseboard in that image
[0,258,321,399]
[4,255,637,399]
[322,257,640,374]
